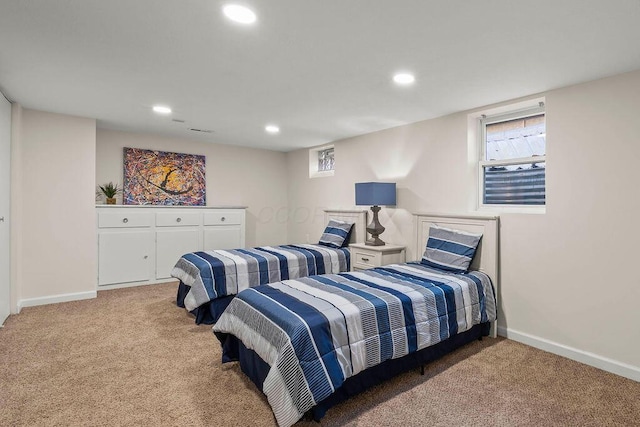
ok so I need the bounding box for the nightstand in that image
[349,243,406,271]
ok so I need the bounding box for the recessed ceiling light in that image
[152,105,172,115]
[393,73,415,85]
[265,125,280,134]
[223,4,257,24]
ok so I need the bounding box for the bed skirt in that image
[176,281,234,325]
[216,322,491,421]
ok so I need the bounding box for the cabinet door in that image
[98,231,153,286]
[204,225,243,250]
[156,229,201,279]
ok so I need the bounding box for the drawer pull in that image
[143,255,148,259]
[176,217,182,223]
[361,257,370,262]
[122,218,129,223]
[221,216,226,222]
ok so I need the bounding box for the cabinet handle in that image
[361,257,370,262]
[143,255,148,259]
[122,218,129,223]
[221,216,226,222]
[0,217,4,222]
[176,217,182,223]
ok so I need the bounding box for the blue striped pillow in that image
[421,225,482,273]
[318,220,354,248]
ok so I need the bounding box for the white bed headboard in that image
[414,212,500,336]
[324,209,368,244]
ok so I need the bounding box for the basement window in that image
[309,145,335,178]
[318,147,334,172]
[479,103,546,208]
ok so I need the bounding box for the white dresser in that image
[96,206,246,288]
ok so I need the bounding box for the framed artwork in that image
[123,147,206,206]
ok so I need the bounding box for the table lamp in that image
[355,182,396,246]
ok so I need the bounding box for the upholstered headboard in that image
[324,209,368,244]
[414,212,500,336]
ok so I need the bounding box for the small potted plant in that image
[98,182,122,205]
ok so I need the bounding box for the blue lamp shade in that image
[355,182,396,206]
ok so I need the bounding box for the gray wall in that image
[96,129,289,247]
[11,108,97,304]
[286,70,640,378]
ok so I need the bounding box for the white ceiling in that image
[1,1,639,152]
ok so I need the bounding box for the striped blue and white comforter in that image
[171,244,350,311]
[213,263,496,427]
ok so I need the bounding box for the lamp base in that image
[365,205,386,246]
[365,237,386,246]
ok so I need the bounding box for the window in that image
[317,147,334,172]
[480,104,546,206]
[309,144,335,178]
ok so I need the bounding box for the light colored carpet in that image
[1,282,638,426]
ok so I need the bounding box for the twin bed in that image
[211,213,500,427]
[172,210,368,324]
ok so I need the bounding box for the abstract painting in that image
[123,147,206,206]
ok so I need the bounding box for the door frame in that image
[0,93,11,325]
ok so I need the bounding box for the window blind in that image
[484,166,546,205]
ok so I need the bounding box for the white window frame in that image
[309,144,335,178]
[477,101,546,213]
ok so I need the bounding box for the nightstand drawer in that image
[352,250,381,269]
[348,243,406,271]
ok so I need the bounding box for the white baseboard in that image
[18,290,97,310]
[97,278,177,291]
[497,326,640,382]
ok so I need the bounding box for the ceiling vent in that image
[189,128,214,133]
